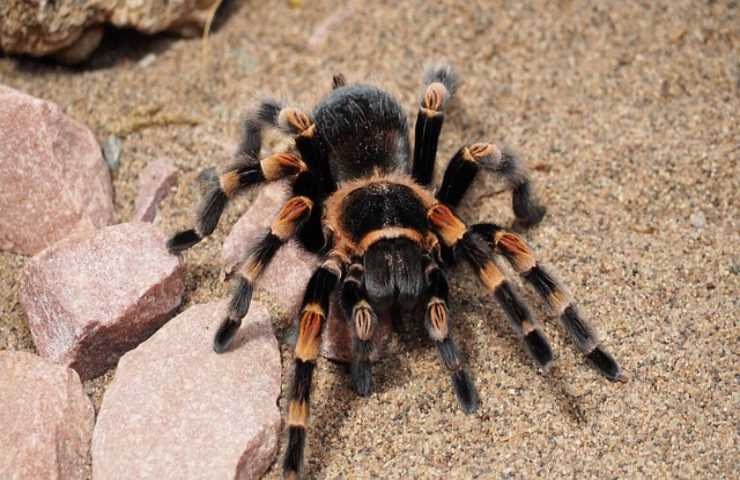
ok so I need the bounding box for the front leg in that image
[213,194,314,353]
[340,258,378,396]
[283,254,343,480]
[423,256,478,413]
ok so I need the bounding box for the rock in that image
[137,52,157,68]
[0,85,114,255]
[134,158,178,222]
[19,222,184,380]
[0,0,222,63]
[101,135,123,172]
[92,300,280,480]
[223,181,391,362]
[51,25,104,65]
[0,351,94,480]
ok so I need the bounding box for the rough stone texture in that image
[92,300,281,480]
[19,222,184,380]
[0,351,94,480]
[222,181,391,362]
[0,85,114,255]
[135,158,178,222]
[52,25,105,65]
[0,0,222,63]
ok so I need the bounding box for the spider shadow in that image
[307,337,419,479]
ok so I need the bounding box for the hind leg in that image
[471,223,623,380]
[436,142,546,227]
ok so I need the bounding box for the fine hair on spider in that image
[166,64,623,479]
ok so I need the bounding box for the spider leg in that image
[436,142,546,227]
[411,64,458,186]
[340,258,377,396]
[213,194,313,353]
[283,254,343,480]
[471,223,623,380]
[166,99,311,253]
[428,204,554,370]
[423,257,478,413]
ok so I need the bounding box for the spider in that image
[166,65,623,478]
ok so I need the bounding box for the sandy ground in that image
[1,0,738,478]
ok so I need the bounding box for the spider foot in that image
[587,346,623,381]
[451,369,478,414]
[524,329,554,370]
[213,317,241,353]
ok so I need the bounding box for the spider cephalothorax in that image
[167,66,622,478]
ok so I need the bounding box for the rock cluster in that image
[0,0,222,64]
[0,351,95,479]
[92,301,281,479]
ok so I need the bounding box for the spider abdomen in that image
[313,85,410,182]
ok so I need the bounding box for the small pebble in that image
[690,211,706,229]
[137,53,157,68]
[101,135,123,172]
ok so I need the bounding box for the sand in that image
[0,0,738,478]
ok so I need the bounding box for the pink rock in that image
[19,222,184,380]
[222,182,390,362]
[0,351,94,479]
[134,158,178,222]
[0,85,113,255]
[92,300,280,480]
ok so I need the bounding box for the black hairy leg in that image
[427,204,554,370]
[340,259,377,396]
[436,143,546,227]
[283,255,343,480]
[411,64,458,186]
[471,223,623,381]
[166,99,309,253]
[276,105,336,195]
[423,258,478,413]
[213,195,314,353]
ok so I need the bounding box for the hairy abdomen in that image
[313,85,410,182]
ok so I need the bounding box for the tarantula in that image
[167,65,622,478]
